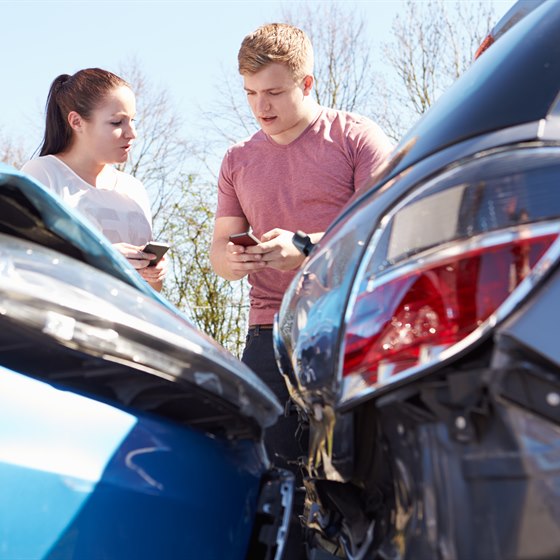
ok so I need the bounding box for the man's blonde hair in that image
[238,23,314,81]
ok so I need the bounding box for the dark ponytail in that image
[40,74,73,156]
[38,68,129,156]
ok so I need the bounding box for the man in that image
[210,22,392,555]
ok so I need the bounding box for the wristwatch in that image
[292,230,314,257]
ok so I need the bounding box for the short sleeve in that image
[21,158,58,193]
[351,119,394,193]
[216,149,246,219]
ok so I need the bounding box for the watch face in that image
[293,232,312,256]
[302,238,312,256]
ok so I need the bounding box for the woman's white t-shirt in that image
[21,155,153,246]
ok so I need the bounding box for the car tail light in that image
[343,232,556,380]
[340,148,560,405]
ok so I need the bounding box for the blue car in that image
[0,164,293,560]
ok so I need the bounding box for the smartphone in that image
[142,241,170,266]
[229,231,260,247]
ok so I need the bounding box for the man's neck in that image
[269,104,321,146]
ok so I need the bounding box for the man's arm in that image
[210,216,266,280]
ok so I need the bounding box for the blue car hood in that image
[0,163,282,431]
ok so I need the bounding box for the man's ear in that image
[302,75,314,96]
[67,111,84,133]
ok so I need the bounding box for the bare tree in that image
[117,60,193,226]
[117,61,248,355]
[282,3,380,114]
[204,65,257,147]
[209,1,494,145]
[165,177,250,354]
[0,128,27,169]
[199,75,257,167]
[375,0,495,140]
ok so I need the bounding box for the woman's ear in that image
[67,111,84,133]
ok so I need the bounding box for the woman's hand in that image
[112,242,167,291]
[138,255,168,292]
[113,242,154,268]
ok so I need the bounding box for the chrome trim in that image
[541,114,560,139]
[367,223,558,290]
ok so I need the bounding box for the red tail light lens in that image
[343,233,556,381]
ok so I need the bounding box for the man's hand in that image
[211,216,265,281]
[226,240,266,275]
[210,217,322,280]
[246,228,307,271]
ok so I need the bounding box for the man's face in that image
[243,63,313,145]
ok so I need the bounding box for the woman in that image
[21,68,167,291]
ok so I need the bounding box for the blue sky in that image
[2,0,514,155]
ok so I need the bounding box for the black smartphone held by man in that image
[142,241,170,266]
[229,231,260,247]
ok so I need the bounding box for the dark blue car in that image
[0,164,292,559]
[275,1,560,558]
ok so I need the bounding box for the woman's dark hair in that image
[39,68,129,156]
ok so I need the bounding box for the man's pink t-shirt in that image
[217,107,393,326]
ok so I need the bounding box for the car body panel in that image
[0,366,264,560]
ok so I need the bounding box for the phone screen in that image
[143,241,170,266]
[229,231,260,247]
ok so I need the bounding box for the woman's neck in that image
[56,151,114,188]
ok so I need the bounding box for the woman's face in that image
[77,85,137,165]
